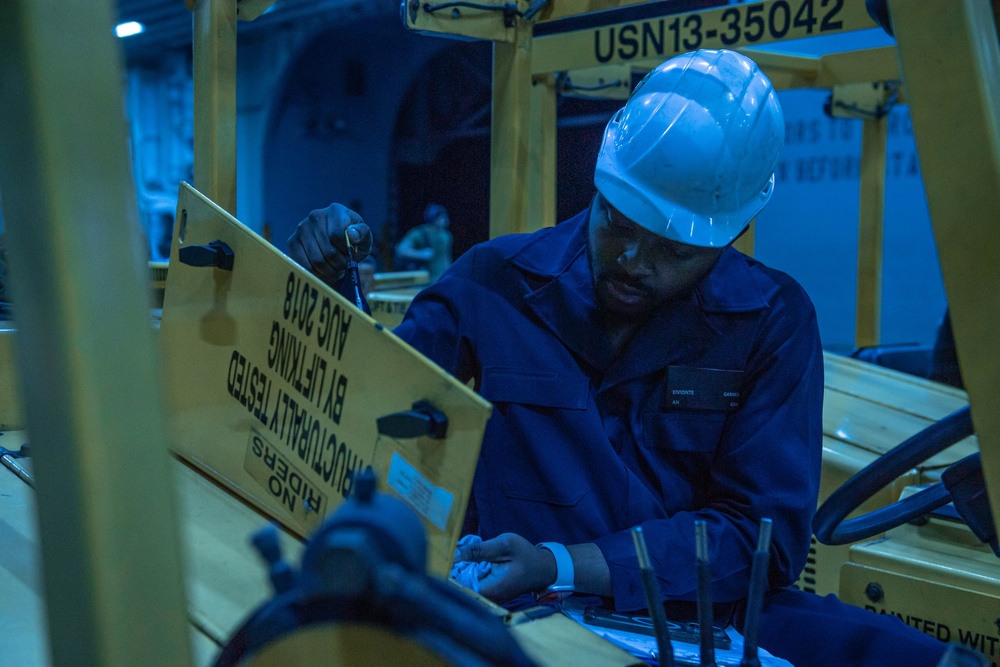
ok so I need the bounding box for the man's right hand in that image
[287,203,373,287]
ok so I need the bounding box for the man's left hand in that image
[455,533,557,604]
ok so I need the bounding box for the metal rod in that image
[0,451,33,488]
[740,518,773,667]
[631,526,675,667]
[695,520,716,667]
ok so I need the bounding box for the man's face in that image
[587,194,724,317]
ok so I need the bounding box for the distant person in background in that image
[395,203,453,281]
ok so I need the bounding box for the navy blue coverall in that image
[388,209,948,667]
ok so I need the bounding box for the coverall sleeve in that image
[594,284,825,611]
[390,246,481,384]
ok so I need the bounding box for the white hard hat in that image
[594,49,784,247]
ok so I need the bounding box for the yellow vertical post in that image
[491,17,535,237]
[855,115,888,348]
[528,73,558,229]
[889,0,1000,525]
[733,219,756,257]
[193,0,238,214]
[0,2,192,666]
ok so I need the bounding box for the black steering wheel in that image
[813,406,976,546]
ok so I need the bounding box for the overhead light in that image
[114,21,145,38]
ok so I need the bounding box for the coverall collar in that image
[506,209,770,377]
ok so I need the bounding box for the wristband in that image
[535,542,575,603]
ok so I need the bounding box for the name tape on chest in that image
[663,365,744,412]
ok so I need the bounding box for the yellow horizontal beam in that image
[534,0,652,23]
[744,45,901,91]
[403,0,523,43]
[532,0,876,74]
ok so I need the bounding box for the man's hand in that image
[455,533,557,604]
[287,203,373,287]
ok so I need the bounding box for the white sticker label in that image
[386,452,454,531]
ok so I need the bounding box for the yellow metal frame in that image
[855,113,888,348]
[187,0,277,215]
[887,0,1000,530]
[192,0,238,215]
[414,1,899,339]
[0,2,191,665]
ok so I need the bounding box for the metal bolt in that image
[865,582,884,603]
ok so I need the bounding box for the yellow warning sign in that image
[160,183,491,575]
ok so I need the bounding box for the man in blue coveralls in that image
[288,50,950,667]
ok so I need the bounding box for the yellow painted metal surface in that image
[559,65,632,99]
[821,388,977,469]
[799,433,922,597]
[371,270,429,291]
[2,441,632,667]
[801,354,976,596]
[889,0,1000,533]
[234,0,276,21]
[491,20,537,238]
[732,219,755,257]
[186,0,276,21]
[402,0,522,43]
[507,611,638,666]
[531,0,877,74]
[0,329,23,429]
[0,447,301,667]
[239,610,638,667]
[160,183,491,576]
[193,0,238,215]
[724,47,902,99]
[808,46,901,90]
[824,354,968,421]
[0,2,193,664]
[174,461,304,647]
[855,114,887,349]
[245,625,450,666]
[840,520,1000,662]
[534,0,653,23]
[529,72,559,230]
[367,287,424,329]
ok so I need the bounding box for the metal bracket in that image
[183,0,277,21]
[556,65,632,100]
[377,400,448,439]
[825,81,899,120]
[178,239,235,271]
[402,0,539,42]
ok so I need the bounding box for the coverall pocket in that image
[480,366,588,506]
[642,411,726,453]
[479,366,588,409]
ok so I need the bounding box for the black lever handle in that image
[377,400,448,439]
[179,240,235,271]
